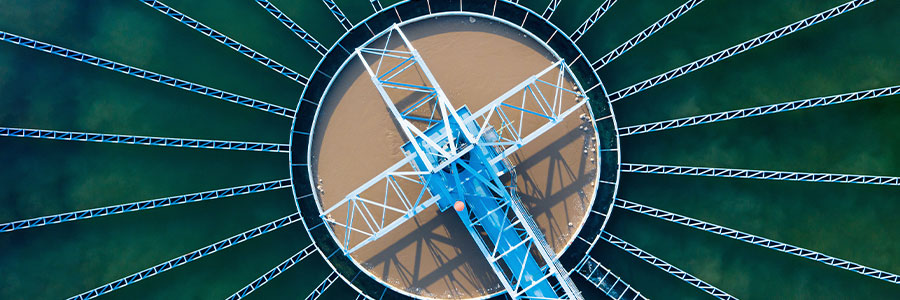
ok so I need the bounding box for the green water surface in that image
[0,0,897,299]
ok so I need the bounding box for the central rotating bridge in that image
[319,24,588,299]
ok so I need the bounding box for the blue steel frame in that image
[621,163,900,186]
[574,255,646,300]
[228,244,320,300]
[322,0,354,31]
[292,1,621,299]
[369,0,383,12]
[306,271,341,300]
[1,0,891,298]
[320,19,593,298]
[139,0,309,85]
[618,85,900,136]
[1,179,291,233]
[0,127,289,153]
[0,30,296,118]
[253,0,329,56]
[600,231,738,299]
[592,0,705,70]
[71,213,301,300]
[615,199,900,285]
[569,0,619,42]
[600,0,875,100]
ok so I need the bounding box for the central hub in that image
[291,8,619,299]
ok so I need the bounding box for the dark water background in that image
[0,0,896,299]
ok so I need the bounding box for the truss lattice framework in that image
[570,0,619,42]
[592,0,705,70]
[0,179,291,233]
[543,0,563,19]
[601,231,738,299]
[328,28,590,255]
[139,0,309,85]
[621,163,900,186]
[615,199,900,284]
[306,271,340,300]
[0,127,290,153]
[253,0,329,55]
[0,31,295,118]
[70,213,301,300]
[618,85,900,136]
[369,0,383,12]
[605,0,874,101]
[322,0,353,31]
[227,244,319,300]
[574,255,647,300]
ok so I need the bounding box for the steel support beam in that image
[0,127,289,153]
[1,179,291,233]
[592,0,705,70]
[306,271,340,300]
[569,0,619,42]
[543,0,563,19]
[253,0,329,55]
[227,244,319,300]
[605,0,874,102]
[139,0,308,85]
[601,231,737,299]
[323,0,353,31]
[574,255,647,300]
[369,0,383,12]
[618,85,900,136]
[621,163,900,186]
[0,31,295,118]
[615,199,900,285]
[69,213,301,300]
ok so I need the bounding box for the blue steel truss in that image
[454,158,581,299]
[228,244,319,300]
[620,163,900,186]
[323,24,591,299]
[569,0,619,42]
[615,199,900,285]
[139,0,309,85]
[574,255,646,300]
[592,0,705,70]
[0,127,289,153]
[323,0,354,31]
[602,0,873,101]
[306,271,340,300]
[543,0,563,19]
[0,31,295,118]
[369,0,383,12]
[0,179,291,233]
[601,231,738,299]
[253,0,329,56]
[70,213,301,300]
[618,85,900,136]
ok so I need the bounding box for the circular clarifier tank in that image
[308,14,602,299]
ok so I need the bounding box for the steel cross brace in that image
[70,213,301,300]
[569,0,619,42]
[601,231,738,299]
[615,199,900,285]
[618,85,900,136]
[253,0,329,55]
[355,24,475,172]
[1,179,291,232]
[621,163,900,186]
[0,30,295,118]
[573,255,647,300]
[140,0,309,85]
[0,127,289,153]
